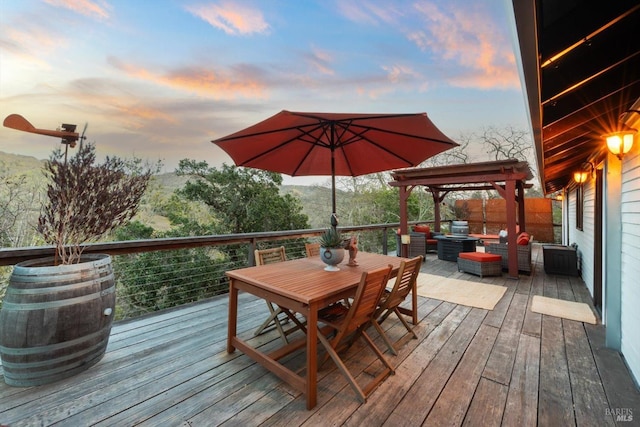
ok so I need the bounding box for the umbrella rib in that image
[289,124,332,176]
[333,122,450,170]
[235,122,328,166]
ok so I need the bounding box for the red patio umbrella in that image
[212,110,458,225]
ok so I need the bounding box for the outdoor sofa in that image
[485,232,533,273]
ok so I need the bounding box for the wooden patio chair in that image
[253,247,301,344]
[371,255,423,355]
[316,265,395,402]
[305,242,320,257]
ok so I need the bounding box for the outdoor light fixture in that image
[573,162,594,184]
[401,234,411,244]
[573,171,589,184]
[604,129,636,160]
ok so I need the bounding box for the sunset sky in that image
[0,0,528,184]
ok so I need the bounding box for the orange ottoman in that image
[457,252,502,278]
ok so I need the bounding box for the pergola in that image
[388,159,534,278]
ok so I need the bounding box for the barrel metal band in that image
[5,274,115,295]
[2,285,115,310]
[0,328,108,355]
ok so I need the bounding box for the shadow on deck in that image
[1,245,639,426]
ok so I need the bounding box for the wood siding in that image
[621,146,640,385]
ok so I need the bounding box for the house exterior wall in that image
[620,148,640,386]
[565,147,640,386]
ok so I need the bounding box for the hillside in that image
[0,151,340,232]
[0,151,46,181]
[280,184,354,228]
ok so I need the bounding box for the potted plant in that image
[0,142,155,386]
[318,227,345,271]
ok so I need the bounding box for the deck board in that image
[1,245,639,426]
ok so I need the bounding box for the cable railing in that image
[0,222,423,321]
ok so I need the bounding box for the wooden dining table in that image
[226,252,411,409]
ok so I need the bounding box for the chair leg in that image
[254,301,289,344]
[359,330,395,397]
[371,318,398,355]
[360,330,395,373]
[393,308,418,339]
[317,330,367,402]
[372,308,418,355]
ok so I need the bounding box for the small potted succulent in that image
[318,227,345,271]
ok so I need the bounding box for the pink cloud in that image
[108,57,268,99]
[409,2,518,90]
[337,1,403,25]
[186,2,269,35]
[304,47,335,76]
[43,0,111,20]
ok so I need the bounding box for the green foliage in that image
[176,161,309,233]
[114,221,155,241]
[115,247,229,315]
[319,228,343,248]
[114,162,312,314]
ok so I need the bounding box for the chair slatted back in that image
[305,242,320,257]
[255,246,286,266]
[340,266,392,337]
[380,256,422,312]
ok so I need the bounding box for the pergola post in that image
[517,181,526,233]
[399,186,410,257]
[431,189,446,233]
[505,179,519,278]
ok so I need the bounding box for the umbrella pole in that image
[331,123,337,231]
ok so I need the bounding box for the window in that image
[576,184,583,231]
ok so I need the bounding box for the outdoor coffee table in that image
[434,235,479,261]
[226,252,405,409]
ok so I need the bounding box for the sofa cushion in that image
[517,232,530,246]
[458,252,502,263]
[413,224,431,238]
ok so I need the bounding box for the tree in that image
[481,126,534,166]
[175,161,309,234]
[421,139,470,167]
[0,172,41,248]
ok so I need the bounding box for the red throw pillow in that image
[517,232,530,245]
[413,225,431,238]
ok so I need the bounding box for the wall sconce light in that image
[400,234,411,244]
[573,162,594,184]
[573,171,589,184]
[604,129,636,160]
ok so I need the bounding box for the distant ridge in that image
[0,150,337,229]
[0,151,46,175]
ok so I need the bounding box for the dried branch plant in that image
[37,143,154,265]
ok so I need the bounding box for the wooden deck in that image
[2,245,639,426]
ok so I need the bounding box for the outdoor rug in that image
[531,295,597,324]
[415,273,507,310]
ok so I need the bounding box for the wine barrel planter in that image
[0,254,115,387]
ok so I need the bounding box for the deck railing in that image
[0,222,426,321]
